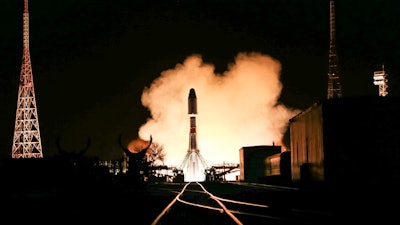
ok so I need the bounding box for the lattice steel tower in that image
[327,0,342,99]
[11,0,43,158]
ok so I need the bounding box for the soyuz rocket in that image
[180,88,208,182]
[188,88,198,153]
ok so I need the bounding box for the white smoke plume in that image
[138,52,300,166]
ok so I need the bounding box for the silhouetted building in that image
[239,145,281,182]
[289,96,400,189]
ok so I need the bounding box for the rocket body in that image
[188,88,198,152]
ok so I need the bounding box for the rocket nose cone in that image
[188,88,197,114]
[189,88,196,99]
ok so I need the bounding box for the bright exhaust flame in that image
[138,52,300,166]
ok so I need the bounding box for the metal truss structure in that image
[11,0,43,158]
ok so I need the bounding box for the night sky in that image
[1,0,399,164]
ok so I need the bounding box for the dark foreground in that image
[3,176,399,224]
[1,158,398,224]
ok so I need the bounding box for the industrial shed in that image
[289,96,400,188]
[239,145,281,183]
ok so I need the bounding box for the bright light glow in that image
[374,75,385,80]
[181,152,207,182]
[373,69,388,97]
[138,52,301,166]
[224,168,240,181]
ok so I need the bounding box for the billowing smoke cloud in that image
[138,52,300,166]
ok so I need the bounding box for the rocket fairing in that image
[188,88,197,115]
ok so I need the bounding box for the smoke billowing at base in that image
[138,52,301,166]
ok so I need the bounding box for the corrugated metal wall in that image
[290,104,324,183]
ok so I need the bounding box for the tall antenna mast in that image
[373,64,388,97]
[11,0,43,158]
[327,0,342,99]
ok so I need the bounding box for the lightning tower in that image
[327,0,342,99]
[11,0,43,158]
[179,88,209,182]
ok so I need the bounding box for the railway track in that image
[150,182,334,225]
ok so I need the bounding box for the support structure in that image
[373,64,388,97]
[11,0,43,158]
[327,0,342,99]
[179,88,209,182]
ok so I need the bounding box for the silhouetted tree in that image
[146,142,166,167]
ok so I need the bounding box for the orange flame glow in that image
[126,138,151,153]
